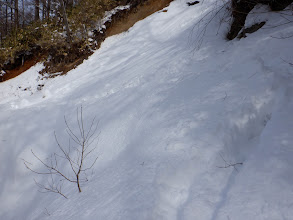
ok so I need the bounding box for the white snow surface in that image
[97,5,131,32]
[1,1,293,219]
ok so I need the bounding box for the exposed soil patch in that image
[40,41,92,76]
[1,0,174,83]
[1,57,40,82]
[106,0,174,37]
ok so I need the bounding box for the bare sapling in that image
[24,106,99,198]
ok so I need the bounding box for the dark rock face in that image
[227,0,293,40]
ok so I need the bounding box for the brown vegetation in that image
[1,0,174,82]
[42,0,174,76]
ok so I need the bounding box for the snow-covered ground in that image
[1,0,293,219]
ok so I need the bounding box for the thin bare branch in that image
[77,107,84,140]
[34,179,68,199]
[190,1,229,50]
[281,58,293,66]
[80,106,85,140]
[217,162,243,169]
[64,115,81,145]
[271,34,293,39]
[81,155,99,172]
[217,154,243,172]
[31,150,76,183]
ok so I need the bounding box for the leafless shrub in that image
[189,0,230,50]
[24,106,99,199]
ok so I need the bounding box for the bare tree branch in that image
[281,58,293,66]
[217,154,243,172]
[34,178,68,199]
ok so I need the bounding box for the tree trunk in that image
[42,0,45,20]
[35,0,40,21]
[227,0,258,40]
[59,0,72,43]
[5,0,8,35]
[66,0,73,9]
[227,0,293,40]
[47,0,51,20]
[22,0,24,27]
[10,0,13,30]
[14,0,19,28]
[0,1,2,45]
[76,175,82,193]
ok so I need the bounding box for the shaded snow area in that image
[1,0,293,219]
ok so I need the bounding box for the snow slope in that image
[0,0,293,219]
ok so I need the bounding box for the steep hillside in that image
[0,0,293,219]
[0,0,173,82]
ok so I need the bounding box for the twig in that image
[217,154,243,172]
[271,34,293,39]
[223,92,228,101]
[281,58,293,66]
[189,1,229,50]
[43,208,51,216]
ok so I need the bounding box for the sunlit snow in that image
[0,0,293,219]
